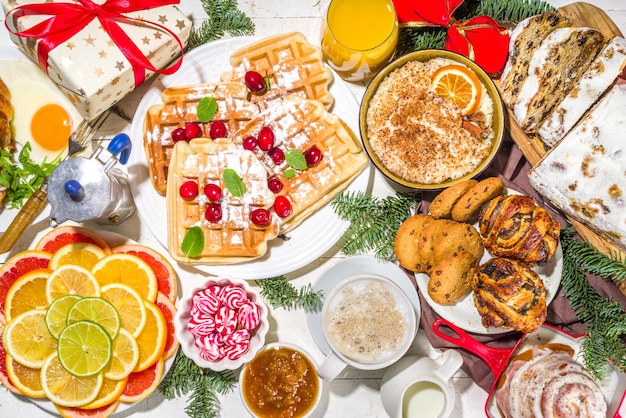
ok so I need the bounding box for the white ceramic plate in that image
[27,229,177,415]
[415,190,564,335]
[127,36,371,280]
[305,255,421,355]
[0,46,51,232]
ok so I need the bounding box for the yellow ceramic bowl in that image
[359,49,504,190]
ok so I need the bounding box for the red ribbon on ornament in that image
[393,0,509,76]
[4,0,185,88]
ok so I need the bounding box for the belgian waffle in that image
[221,32,335,111]
[144,82,259,195]
[166,137,280,264]
[233,95,369,232]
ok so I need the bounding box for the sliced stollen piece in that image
[221,32,334,111]
[167,137,281,265]
[500,12,573,108]
[143,82,259,195]
[538,36,626,147]
[528,83,626,252]
[232,95,368,233]
[513,26,605,133]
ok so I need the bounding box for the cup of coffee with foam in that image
[317,273,417,380]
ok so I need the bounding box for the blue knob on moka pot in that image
[47,133,136,226]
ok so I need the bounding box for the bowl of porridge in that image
[359,49,504,190]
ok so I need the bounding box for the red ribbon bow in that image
[393,0,509,76]
[4,0,185,88]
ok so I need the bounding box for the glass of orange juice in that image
[321,0,398,82]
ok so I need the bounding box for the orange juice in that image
[322,0,398,81]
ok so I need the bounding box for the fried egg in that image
[0,60,83,164]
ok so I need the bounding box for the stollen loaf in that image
[528,82,626,252]
[538,36,626,147]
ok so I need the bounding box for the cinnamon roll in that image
[496,344,607,418]
[472,257,546,333]
[478,194,560,266]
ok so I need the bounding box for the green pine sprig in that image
[257,276,323,311]
[158,349,237,418]
[396,0,556,56]
[186,0,255,51]
[560,227,626,378]
[330,191,421,258]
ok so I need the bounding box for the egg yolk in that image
[30,103,72,151]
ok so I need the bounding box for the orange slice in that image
[133,301,166,372]
[431,64,482,116]
[4,268,52,322]
[5,353,45,398]
[91,254,157,302]
[49,243,108,271]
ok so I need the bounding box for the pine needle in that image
[186,0,255,51]
[158,348,236,418]
[331,191,420,258]
[257,276,323,311]
[560,228,626,378]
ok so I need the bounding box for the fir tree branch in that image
[257,276,323,311]
[158,348,236,418]
[186,0,255,51]
[331,191,420,258]
[560,228,626,378]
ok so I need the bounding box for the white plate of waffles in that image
[128,36,371,280]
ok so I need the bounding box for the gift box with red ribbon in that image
[2,0,191,121]
[393,0,509,76]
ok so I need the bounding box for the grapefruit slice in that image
[112,244,177,303]
[0,250,51,322]
[36,226,112,255]
[55,401,119,418]
[155,292,178,360]
[118,359,163,403]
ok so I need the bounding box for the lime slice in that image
[3,309,57,368]
[41,352,103,407]
[45,294,82,339]
[100,283,147,338]
[66,297,121,340]
[57,320,112,377]
[104,328,139,380]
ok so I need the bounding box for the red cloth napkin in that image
[414,137,626,392]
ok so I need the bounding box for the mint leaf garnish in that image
[285,149,307,170]
[223,168,246,197]
[197,96,218,123]
[181,226,204,258]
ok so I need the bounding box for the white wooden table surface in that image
[1,0,625,417]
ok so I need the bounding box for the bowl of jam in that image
[240,342,322,418]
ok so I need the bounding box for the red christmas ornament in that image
[392,0,509,77]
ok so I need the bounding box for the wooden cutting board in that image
[504,2,626,291]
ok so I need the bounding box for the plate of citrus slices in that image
[0,225,179,417]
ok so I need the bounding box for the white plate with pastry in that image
[128,36,371,280]
[415,187,563,335]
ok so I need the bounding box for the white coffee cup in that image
[317,273,417,381]
[380,350,463,418]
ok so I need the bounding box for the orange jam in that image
[241,346,319,418]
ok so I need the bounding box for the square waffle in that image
[144,82,259,195]
[221,32,335,111]
[167,137,281,264]
[232,95,369,233]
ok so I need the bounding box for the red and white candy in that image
[188,283,262,362]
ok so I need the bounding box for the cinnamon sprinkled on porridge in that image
[365,59,494,184]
